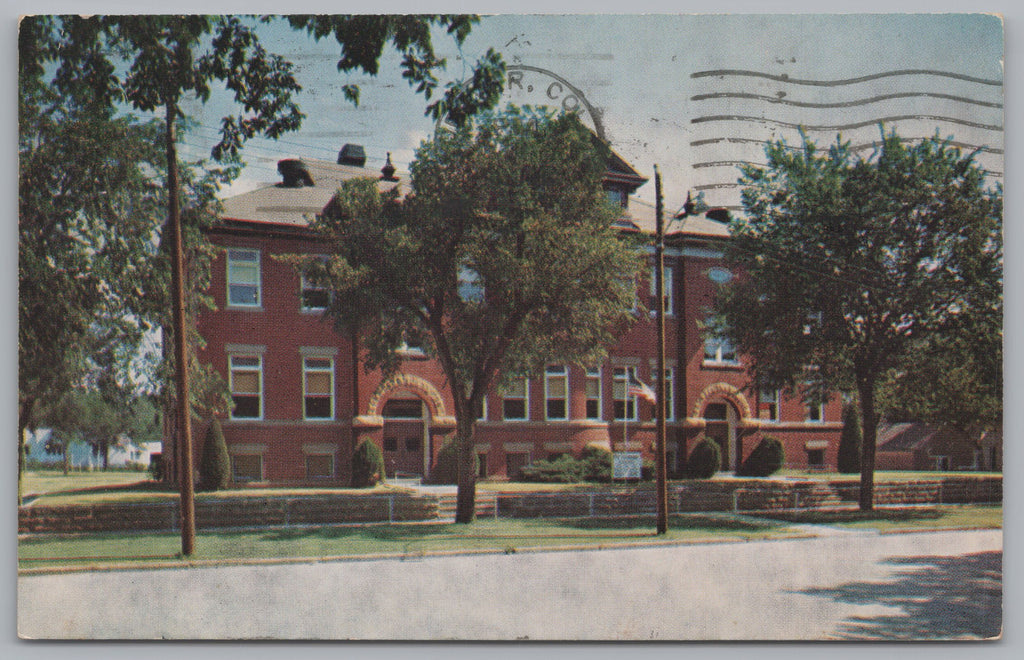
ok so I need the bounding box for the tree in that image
[715,129,1002,509]
[21,14,503,548]
[198,419,230,491]
[305,107,644,522]
[837,401,862,474]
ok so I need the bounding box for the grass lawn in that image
[18,513,799,570]
[22,470,152,498]
[752,504,1002,532]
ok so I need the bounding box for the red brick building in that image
[189,145,842,485]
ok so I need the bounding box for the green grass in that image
[22,470,152,498]
[751,504,1002,532]
[18,514,799,570]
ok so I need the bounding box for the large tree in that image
[715,130,1002,509]
[306,108,644,522]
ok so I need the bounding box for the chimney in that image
[337,144,366,167]
[277,159,315,187]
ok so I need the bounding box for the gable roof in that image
[876,423,940,451]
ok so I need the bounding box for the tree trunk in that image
[18,398,33,506]
[454,410,477,524]
[856,373,878,511]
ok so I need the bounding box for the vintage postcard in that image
[16,11,1003,641]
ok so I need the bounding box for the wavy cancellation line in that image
[690,114,1003,134]
[689,91,1002,110]
[690,68,1002,87]
[688,136,1004,156]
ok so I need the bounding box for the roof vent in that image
[380,152,399,182]
[337,144,366,167]
[706,208,731,223]
[277,159,315,188]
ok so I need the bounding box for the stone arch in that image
[690,382,755,424]
[367,373,449,422]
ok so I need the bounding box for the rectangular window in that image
[475,396,488,422]
[305,454,334,479]
[807,448,825,468]
[760,389,779,422]
[502,377,529,421]
[545,365,568,421]
[650,264,674,316]
[229,355,262,420]
[303,357,334,420]
[807,402,824,423]
[585,367,602,420]
[227,249,261,307]
[231,454,263,482]
[612,367,638,421]
[300,273,329,311]
[477,453,488,479]
[703,335,737,364]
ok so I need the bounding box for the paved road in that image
[18,528,1001,640]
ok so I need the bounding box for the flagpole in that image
[655,165,669,535]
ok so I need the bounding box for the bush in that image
[428,438,478,485]
[686,440,720,479]
[518,454,585,483]
[198,419,230,491]
[351,440,385,488]
[738,436,785,477]
[838,402,862,473]
[580,445,612,482]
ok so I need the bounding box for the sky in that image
[166,11,1005,214]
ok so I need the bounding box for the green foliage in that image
[198,419,230,491]
[738,436,785,477]
[351,440,386,488]
[580,446,613,482]
[429,438,479,485]
[838,402,863,474]
[514,447,614,484]
[687,440,721,479]
[309,106,645,520]
[717,129,1002,507]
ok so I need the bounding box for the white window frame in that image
[476,395,488,422]
[231,453,264,482]
[300,273,329,312]
[650,264,674,316]
[806,401,824,423]
[502,377,530,422]
[703,334,738,365]
[302,356,335,421]
[227,248,261,308]
[229,354,263,420]
[585,367,603,421]
[545,365,569,421]
[613,367,639,422]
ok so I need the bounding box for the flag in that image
[627,376,656,404]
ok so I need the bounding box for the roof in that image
[219,158,408,227]
[876,423,940,452]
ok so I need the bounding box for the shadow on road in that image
[799,551,1002,640]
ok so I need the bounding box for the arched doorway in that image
[703,402,740,472]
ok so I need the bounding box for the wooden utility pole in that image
[166,103,196,557]
[654,166,668,535]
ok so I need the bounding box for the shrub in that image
[686,440,720,479]
[738,436,785,477]
[580,445,612,482]
[198,419,230,491]
[351,440,385,488]
[838,402,862,473]
[428,438,478,485]
[518,454,584,483]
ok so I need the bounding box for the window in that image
[475,396,488,422]
[227,249,260,307]
[650,265,674,316]
[300,272,329,311]
[545,365,568,420]
[612,367,638,421]
[807,401,824,423]
[502,377,529,421]
[807,448,825,468]
[477,453,488,479]
[229,355,262,419]
[760,389,779,422]
[305,454,334,479]
[505,452,530,479]
[703,335,737,364]
[659,368,674,421]
[303,357,334,420]
[232,454,263,482]
[606,188,627,207]
[585,367,602,420]
[704,403,728,421]
[383,399,423,418]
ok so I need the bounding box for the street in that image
[18,528,1001,640]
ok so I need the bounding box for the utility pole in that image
[167,102,196,557]
[654,166,668,535]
